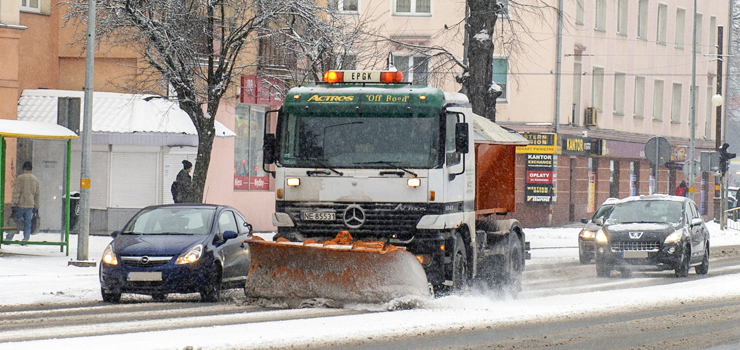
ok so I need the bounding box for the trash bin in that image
[63,191,81,231]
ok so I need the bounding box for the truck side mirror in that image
[455,123,469,154]
[264,134,277,164]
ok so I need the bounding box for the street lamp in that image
[712,93,724,107]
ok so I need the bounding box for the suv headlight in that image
[175,244,203,265]
[102,243,118,265]
[580,230,595,239]
[664,231,682,244]
[595,229,608,244]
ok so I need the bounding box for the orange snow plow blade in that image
[244,231,430,304]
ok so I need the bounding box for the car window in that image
[123,207,215,235]
[235,213,250,234]
[592,204,614,221]
[688,202,700,220]
[607,200,683,224]
[218,211,238,233]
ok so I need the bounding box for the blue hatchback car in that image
[99,204,252,302]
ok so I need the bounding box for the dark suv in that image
[594,195,709,278]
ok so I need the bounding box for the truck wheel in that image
[503,237,523,295]
[434,233,468,297]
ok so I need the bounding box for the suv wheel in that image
[695,245,709,275]
[674,246,690,277]
[596,260,611,277]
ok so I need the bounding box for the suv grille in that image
[610,241,660,252]
[279,202,430,237]
[121,256,173,267]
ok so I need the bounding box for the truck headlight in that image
[287,178,300,186]
[407,178,421,187]
[664,231,682,244]
[595,229,608,244]
[102,244,118,265]
[176,244,203,265]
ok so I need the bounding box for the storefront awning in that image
[473,114,529,145]
[0,119,78,139]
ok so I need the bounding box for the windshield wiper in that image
[355,161,418,177]
[301,158,343,176]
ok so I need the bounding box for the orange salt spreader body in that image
[243,231,430,303]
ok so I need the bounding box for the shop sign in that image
[525,153,554,203]
[560,136,593,156]
[516,133,557,154]
[234,176,269,190]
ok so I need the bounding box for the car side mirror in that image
[111,230,120,238]
[245,223,253,235]
[580,218,589,224]
[691,218,703,226]
[595,218,604,226]
[223,230,238,240]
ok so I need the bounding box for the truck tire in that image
[434,232,468,297]
[505,237,523,294]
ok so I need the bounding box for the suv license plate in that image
[302,212,336,221]
[128,272,162,281]
[623,251,648,258]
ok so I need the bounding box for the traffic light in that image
[719,143,736,175]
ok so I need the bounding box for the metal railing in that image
[725,207,740,231]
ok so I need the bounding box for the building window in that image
[234,104,270,191]
[595,0,606,32]
[637,0,648,39]
[695,13,703,53]
[617,0,628,36]
[675,8,686,50]
[657,3,667,45]
[493,57,508,100]
[706,87,713,139]
[329,0,358,12]
[653,79,664,121]
[613,72,625,115]
[671,83,682,123]
[395,0,430,15]
[634,76,645,118]
[394,55,429,85]
[258,34,298,74]
[575,0,584,25]
[709,16,717,54]
[21,0,41,12]
[592,67,604,112]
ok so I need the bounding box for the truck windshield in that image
[278,112,442,169]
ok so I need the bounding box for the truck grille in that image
[610,241,660,252]
[278,202,429,238]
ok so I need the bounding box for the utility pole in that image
[716,26,726,229]
[688,0,697,195]
[75,0,95,264]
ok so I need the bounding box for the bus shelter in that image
[0,119,78,255]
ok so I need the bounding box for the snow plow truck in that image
[245,69,530,303]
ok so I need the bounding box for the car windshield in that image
[121,207,216,235]
[607,200,683,224]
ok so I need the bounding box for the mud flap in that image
[244,232,430,304]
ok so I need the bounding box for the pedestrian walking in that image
[6,161,40,242]
[171,160,193,203]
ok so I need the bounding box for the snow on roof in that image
[17,90,235,137]
[0,119,78,139]
[473,113,529,145]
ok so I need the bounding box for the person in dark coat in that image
[173,160,193,203]
[675,180,688,197]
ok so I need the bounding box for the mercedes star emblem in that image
[343,204,366,229]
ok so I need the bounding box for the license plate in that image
[128,272,162,282]
[302,212,336,221]
[623,251,648,258]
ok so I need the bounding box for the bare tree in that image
[65,0,364,202]
[377,0,558,121]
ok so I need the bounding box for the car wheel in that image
[151,293,168,302]
[200,265,222,302]
[695,245,709,275]
[101,288,121,303]
[579,252,592,264]
[675,246,691,277]
[596,261,611,277]
[619,268,632,278]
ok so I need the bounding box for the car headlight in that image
[595,229,608,244]
[664,231,682,244]
[580,230,595,239]
[102,243,118,265]
[175,244,203,265]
